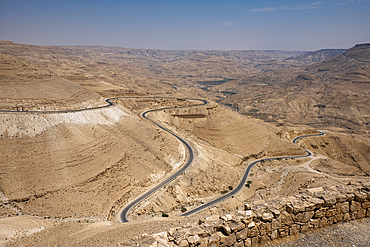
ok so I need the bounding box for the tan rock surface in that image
[0,41,369,246]
[0,52,103,111]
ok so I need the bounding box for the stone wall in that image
[133,185,370,246]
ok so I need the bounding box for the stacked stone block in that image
[134,185,370,246]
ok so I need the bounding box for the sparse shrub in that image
[221,190,229,194]
[261,160,265,163]
[277,158,282,161]
[245,184,250,188]
[247,181,252,184]
[162,213,169,217]
[228,186,233,190]
[181,207,187,212]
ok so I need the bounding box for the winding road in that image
[0,96,206,223]
[118,98,325,221]
[0,97,325,222]
[180,131,325,217]
[119,98,207,222]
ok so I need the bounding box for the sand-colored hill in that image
[0,41,308,94]
[212,44,370,136]
[302,132,370,176]
[161,51,259,80]
[344,43,370,62]
[286,49,346,63]
[0,103,185,219]
[1,41,369,246]
[0,52,103,111]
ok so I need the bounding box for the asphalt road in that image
[180,131,325,217]
[0,96,207,222]
[0,98,325,222]
[119,98,208,222]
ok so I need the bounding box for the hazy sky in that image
[1,0,369,51]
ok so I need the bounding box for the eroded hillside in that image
[0,41,369,246]
[210,44,370,137]
[0,52,103,111]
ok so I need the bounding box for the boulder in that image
[220,234,236,247]
[357,208,366,218]
[335,214,343,222]
[325,209,336,218]
[233,241,244,247]
[244,238,252,247]
[350,201,361,212]
[217,225,231,236]
[336,193,347,203]
[300,222,313,233]
[251,236,260,246]
[216,231,228,243]
[343,213,351,221]
[261,212,274,222]
[178,239,189,247]
[281,211,294,226]
[346,193,355,201]
[270,230,278,240]
[322,194,337,206]
[362,202,370,209]
[278,227,289,237]
[355,191,367,202]
[341,202,349,214]
[314,208,326,218]
[187,234,201,246]
[221,214,233,221]
[271,218,282,230]
[290,224,300,235]
[236,228,248,240]
[260,234,270,245]
[228,221,245,232]
[258,222,271,235]
[247,226,259,238]
[208,233,219,247]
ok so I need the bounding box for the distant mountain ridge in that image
[286,48,346,63]
[343,43,370,62]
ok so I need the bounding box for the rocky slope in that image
[1,41,369,246]
[211,44,370,136]
[0,52,103,111]
[285,49,346,64]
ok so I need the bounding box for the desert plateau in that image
[0,38,369,247]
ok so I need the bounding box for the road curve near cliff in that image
[180,131,325,217]
[119,98,207,223]
[0,96,207,222]
[0,97,325,222]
